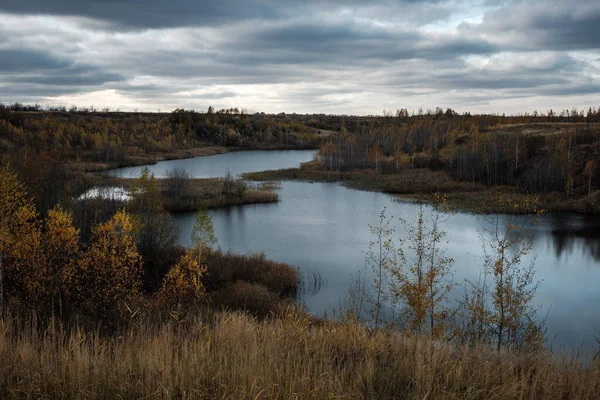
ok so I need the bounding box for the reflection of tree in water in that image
[548,214,600,262]
[489,213,600,263]
[481,214,538,259]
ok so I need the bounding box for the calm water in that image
[172,182,600,355]
[111,150,600,355]
[104,150,318,178]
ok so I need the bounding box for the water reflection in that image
[120,149,600,356]
[546,214,600,262]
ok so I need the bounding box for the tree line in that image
[319,110,600,199]
[0,104,323,164]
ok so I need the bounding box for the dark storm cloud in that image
[0,0,447,29]
[372,52,597,105]
[0,47,124,97]
[436,74,569,90]
[218,21,497,66]
[538,83,600,97]
[428,53,586,91]
[0,0,278,28]
[10,69,124,87]
[0,83,86,97]
[0,49,70,72]
[462,0,600,51]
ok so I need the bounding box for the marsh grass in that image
[1,309,598,399]
[201,250,299,317]
[205,250,298,296]
[98,176,279,212]
[161,177,279,212]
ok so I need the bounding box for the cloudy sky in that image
[0,0,599,114]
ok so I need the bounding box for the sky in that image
[0,0,599,115]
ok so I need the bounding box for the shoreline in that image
[244,160,600,215]
[73,147,317,212]
[76,148,597,216]
[73,144,319,173]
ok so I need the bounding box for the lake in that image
[103,150,319,178]
[110,150,600,355]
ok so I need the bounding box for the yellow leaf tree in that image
[0,165,42,314]
[43,205,80,315]
[190,208,217,266]
[389,205,455,337]
[73,209,143,319]
[158,250,207,310]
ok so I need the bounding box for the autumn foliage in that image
[0,165,297,325]
[0,164,43,313]
[41,206,80,313]
[70,210,143,319]
[158,250,207,310]
[0,166,145,321]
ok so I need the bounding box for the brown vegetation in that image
[245,158,597,214]
[0,310,599,399]
[159,176,279,212]
[4,104,599,215]
[0,105,324,170]
[205,250,298,296]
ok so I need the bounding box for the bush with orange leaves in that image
[158,250,207,311]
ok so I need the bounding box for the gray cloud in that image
[10,69,124,87]
[0,47,124,99]
[0,0,598,113]
[0,49,70,72]
[0,0,278,28]
[0,0,449,29]
[461,0,600,51]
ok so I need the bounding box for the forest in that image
[0,104,322,165]
[320,109,600,197]
[248,106,600,213]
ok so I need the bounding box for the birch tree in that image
[190,208,217,265]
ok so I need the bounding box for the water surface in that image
[104,150,318,178]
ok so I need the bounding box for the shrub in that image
[165,168,192,198]
[211,281,285,317]
[205,250,298,296]
[158,250,207,311]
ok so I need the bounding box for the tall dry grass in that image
[1,309,598,399]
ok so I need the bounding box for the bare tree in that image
[165,168,192,199]
[364,208,397,325]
